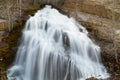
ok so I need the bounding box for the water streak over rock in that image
[7,5,109,80]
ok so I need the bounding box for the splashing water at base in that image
[7,5,109,80]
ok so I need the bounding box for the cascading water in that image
[7,5,109,80]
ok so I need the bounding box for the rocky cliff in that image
[0,0,120,79]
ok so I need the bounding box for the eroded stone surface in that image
[64,0,120,22]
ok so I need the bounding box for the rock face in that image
[64,0,120,21]
[0,25,24,80]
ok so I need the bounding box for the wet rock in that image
[62,32,70,49]
[86,77,98,80]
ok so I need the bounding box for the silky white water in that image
[7,5,109,80]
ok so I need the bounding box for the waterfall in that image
[7,5,109,80]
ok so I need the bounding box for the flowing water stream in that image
[7,5,109,80]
